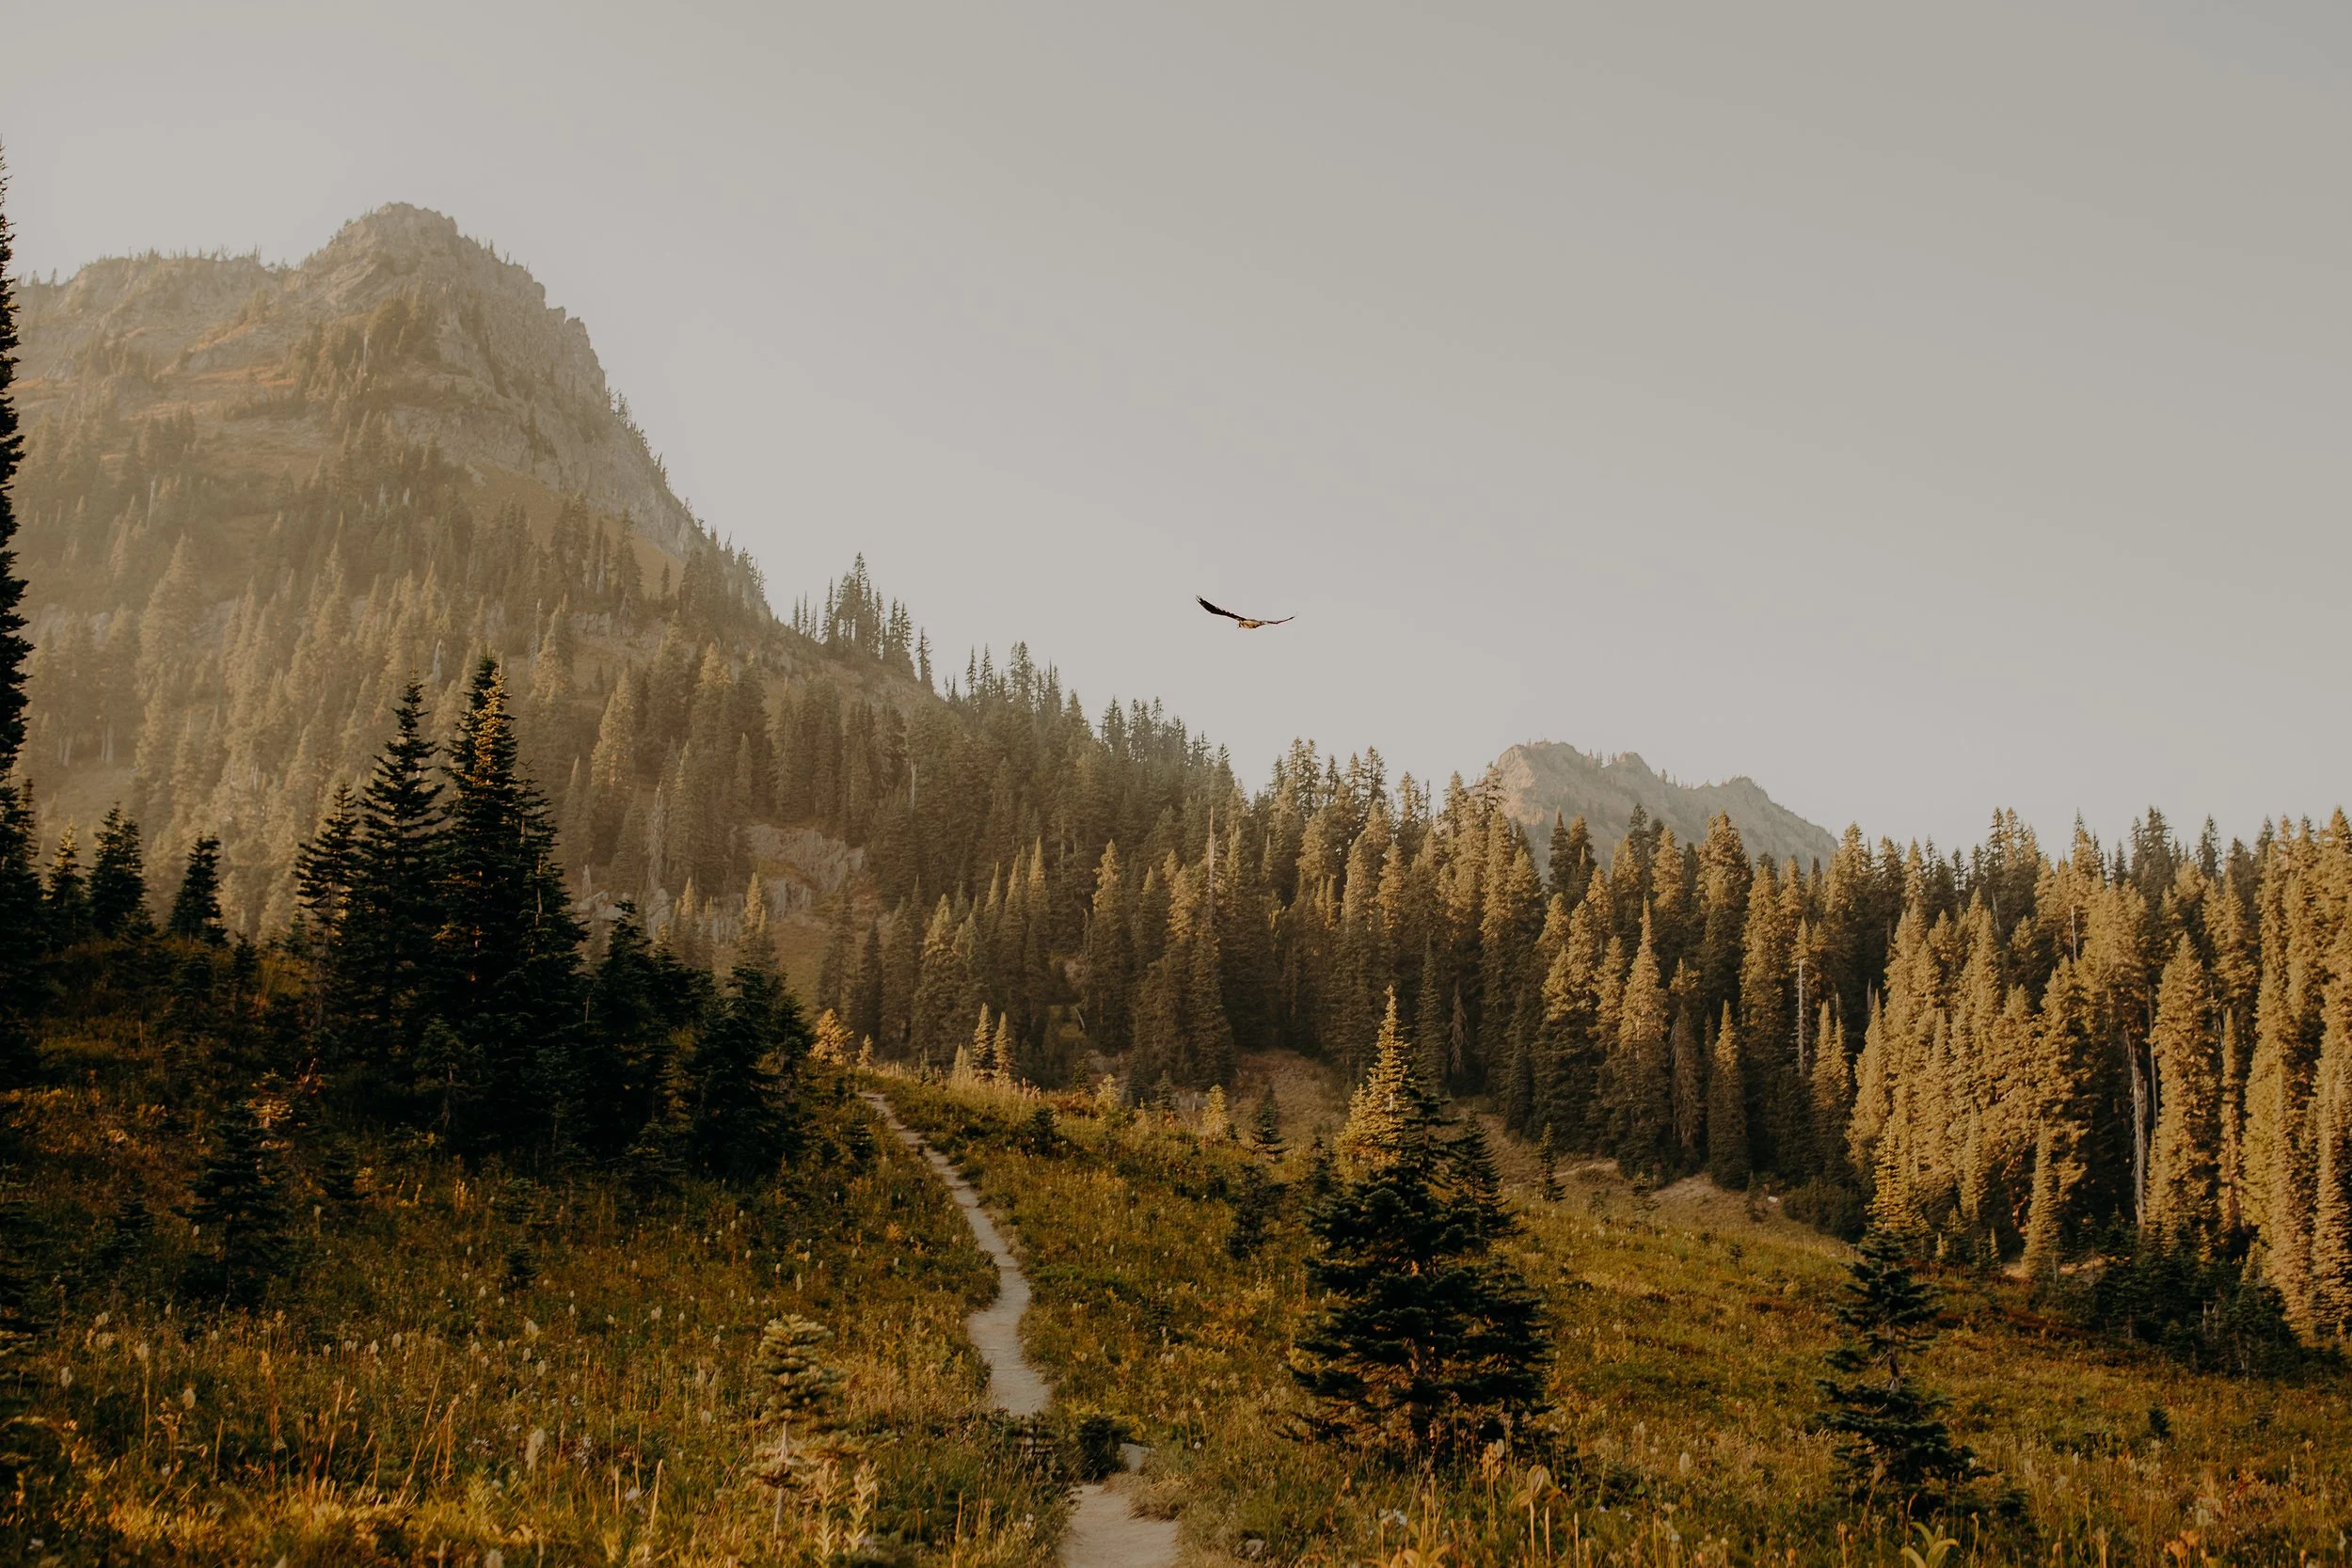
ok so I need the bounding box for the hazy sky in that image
[7,2,2348,851]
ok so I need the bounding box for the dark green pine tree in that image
[585,899,710,1157]
[167,835,227,945]
[1291,1021,1549,1454]
[294,783,359,944]
[0,155,38,1089]
[1547,813,1595,907]
[691,962,810,1181]
[88,806,151,939]
[44,826,90,948]
[1252,1090,1287,1162]
[184,1097,293,1309]
[0,786,35,1088]
[1817,1227,1972,1501]
[334,682,447,1098]
[0,146,28,778]
[1025,1103,1057,1156]
[438,658,585,1152]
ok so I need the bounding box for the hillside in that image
[1492,740,1836,871]
[15,203,712,561]
[9,204,792,927]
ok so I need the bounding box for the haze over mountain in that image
[1492,742,1836,874]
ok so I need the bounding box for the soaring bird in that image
[1197,595,1294,630]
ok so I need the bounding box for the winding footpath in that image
[860,1093,1181,1568]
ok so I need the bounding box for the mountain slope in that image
[11,203,818,931]
[17,202,715,562]
[1492,740,1836,870]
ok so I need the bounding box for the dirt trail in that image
[861,1093,1181,1568]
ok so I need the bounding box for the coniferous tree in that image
[293,784,359,943]
[1293,997,1549,1454]
[1252,1090,1287,1162]
[586,900,707,1156]
[1708,1005,1750,1189]
[691,963,809,1181]
[184,1097,292,1308]
[2021,1124,2061,1285]
[167,835,227,944]
[1083,840,1133,1053]
[1670,999,1704,1170]
[1817,1227,1971,1501]
[88,806,150,939]
[2312,951,2352,1334]
[43,826,89,948]
[1547,813,1595,907]
[1611,911,1673,1177]
[753,1313,845,1485]
[0,147,27,775]
[438,658,584,1150]
[335,683,446,1090]
[2145,935,2221,1252]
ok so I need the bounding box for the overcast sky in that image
[7,2,2348,851]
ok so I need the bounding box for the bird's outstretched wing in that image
[1199,594,1293,628]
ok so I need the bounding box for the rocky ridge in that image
[1492,740,1837,872]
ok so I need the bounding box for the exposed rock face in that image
[1492,741,1837,872]
[16,202,706,559]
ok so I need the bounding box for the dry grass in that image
[8,1044,1067,1567]
[886,1068,2352,1567]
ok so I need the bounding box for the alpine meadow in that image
[4,158,2352,1568]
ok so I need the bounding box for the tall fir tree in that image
[1547,813,1595,907]
[88,806,150,939]
[167,836,227,945]
[184,1097,293,1308]
[1708,1004,1750,1188]
[0,145,27,775]
[2145,935,2221,1251]
[1610,909,1673,1176]
[335,682,448,1094]
[2311,945,2352,1333]
[438,658,585,1152]
[1817,1227,1971,1500]
[43,826,89,949]
[1293,994,1549,1454]
[294,784,359,945]
[691,962,808,1180]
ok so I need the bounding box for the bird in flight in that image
[1197,595,1294,630]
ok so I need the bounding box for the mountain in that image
[10,203,838,939]
[17,202,711,559]
[1491,740,1836,871]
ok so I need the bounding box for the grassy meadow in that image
[884,1066,2352,1568]
[5,1015,1067,1567]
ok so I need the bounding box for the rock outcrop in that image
[1492,741,1836,872]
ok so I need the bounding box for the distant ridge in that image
[1492,741,1837,872]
